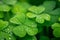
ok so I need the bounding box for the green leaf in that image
[10,13,25,24]
[3,25,14,33]
[43,1,56,12]
[52,23,60,29]
[41,14,51,21]
[13,25,26,37]
[25,26,38,36]
[19,2,31,9]
[12,3,27,14]
[0,12,4,18]
[0,31,16,40]
[37,6,45,14]
[26,12,36,18]
[28,6,45,14]
[2,0,17,5]
[0,4,11,11]
[53,28,60,37]
[49,8,60,16]
[24,19,37,27]
[0,20,8,30]
[59,17,60,22]
[36,15,44,24]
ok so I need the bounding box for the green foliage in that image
[28,6,45,14]
[0,4,11,11]
[0,0,60,40]
[52,23,60,37]
[2,0,17,5]
[0,20,8,30]
[13,25,26,37]
[43,1,56,12]
[0,31,16,40]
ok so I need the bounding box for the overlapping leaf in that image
[12,19,38,37]
[26,12,36,18]
[10,13,25,24]
[43,1,56,12]
[13,25,26,37]
[2,0,17,5]
[0,4,11,11]
[36,14,50,24]
[28,6,45,14]
[49,8,60,16]
[52,23,60,29]
[53,28,60,37]
[0,20,8,30]
[0,31,16,40]
[12,2,30,14]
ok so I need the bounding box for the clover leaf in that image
[0,20,8,30]
[36,14,50,24]
[52,23,60,29]
[59,17,60,22]
[2,0,17,5]
[26,12,36,18]
[10,10,38,37]
[36,15,44,23]
[53,28,60,37]
[0,4,11,11]
[49,8,60,16]
[43,1,56,12]
[12,3,30,14]
[28,6,45,14]
[10,13,25,24]
[13,25,26,37]
[0,31,16,40]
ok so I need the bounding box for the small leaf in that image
[41,14,51,21]
[0,4,11,11]
[3,25,14,33]
[19,2,31,9]
[53,28,60,37]
[50,8,60,16]
[13,25,26,37]
[24,19,37,27]
[37,6,45,14]
[25,26,38,36]
[12,3,27,14]
[36,15,44,24]
[59,17,60,22]
[28,6,45,14]
[26,12,36,18]
[0,20,8,30]
[52,23,60,29]
[43,1,56,12]
[2,0,17,5]
[0,31,16,40]
[10,13,25,24]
